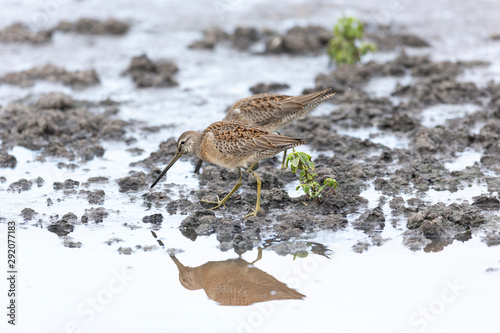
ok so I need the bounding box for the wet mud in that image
[188,24,428,57]
[0,22,53,44]
[0,18,129,44]
[0,64,99,87]
[124,54,179,88]
[189,25,331,55]
[1,19,499,256]
[54,18,130,35]
[0,92,129,161]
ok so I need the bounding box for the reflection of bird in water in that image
[170,248,305,306]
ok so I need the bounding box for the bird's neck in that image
[194,132,205,159]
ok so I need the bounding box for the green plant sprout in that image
[292,251,309,260]
[327,16,377,65]
[286,150,338,200]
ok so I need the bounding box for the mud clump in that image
[118,247,133,255]
[274,212,347,239]
[142,214,163,224]
[0,22,53,43]
[81,189,105,205]
[63,240,82,248]
[218,219,261,253]
[81,207,108,223]
[36,92,74,109]
[232,26,260,51]
[0,64,99,87]
[353,207,386,232]
[125,54,178,88]
[188,27,229,50]
[406,203,485,243]
[118,171,148,192]
[478,120,500,154]
[8,179,33,192]
[0,153,17,168]
[189,25,331,55]
[21,208,37,221]
[178,210,261,253]
[167,199,195,215]
[189,26,260,51]
[180,210,218,240]
[482,231,500,247]
[394,79,484,107]
[0,94,128,161]
[472,195,500,209]
[34,177,45,187]
[142,191,170,209]
[53,179,80,190]
[0,18,129,45]
[84,176,109,186]
[54,18,130,35]
[48,213,78,237]
[249,82,290,94]
[265,25,331,55]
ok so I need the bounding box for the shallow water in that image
[1,1,500,333]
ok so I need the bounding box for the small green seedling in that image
[286,150,338,200]
[327,16,377,65]
[292,251,309,260]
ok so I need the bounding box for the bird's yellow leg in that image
[250,247,263,264]
[281,149,288,169]
[201,169,242,210]
[244,168,264,218]
[275,131,287,169]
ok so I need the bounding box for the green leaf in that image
[297,152,310,166]
[327,16,376,65]
[303,185,310,194]
[293,251,309,260]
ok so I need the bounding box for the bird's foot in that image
[201,195,227,210]
[244,207,263,218]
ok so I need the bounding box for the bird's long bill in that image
[170,255,187,272]
[150,150,183,188]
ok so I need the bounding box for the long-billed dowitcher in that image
[170,249,305,306]
[194,88,335,173]
[150,121,305,217]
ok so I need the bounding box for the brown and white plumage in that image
[191,88,335,174]
[150,121,305,217]
[223,88,336,132]
[198,121,305,169]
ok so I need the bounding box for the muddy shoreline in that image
[1,18,499,256]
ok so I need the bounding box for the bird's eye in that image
[180,141,186,145]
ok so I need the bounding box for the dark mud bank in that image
[1,21,499,255]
